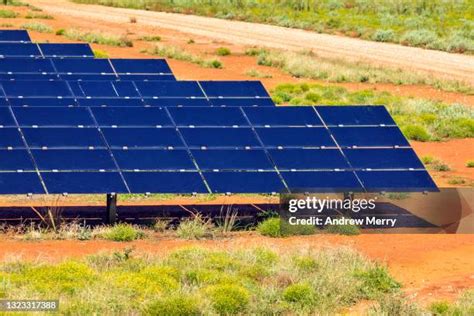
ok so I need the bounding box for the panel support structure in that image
[106,193,117,224]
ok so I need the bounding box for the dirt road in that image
[29,0,474,84]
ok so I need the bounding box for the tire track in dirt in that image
[29,0,474,84]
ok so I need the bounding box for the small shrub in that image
[466,160,474,168]
[145,295,201,316]
[153,219,168,232]
[176,215,214,240]
[448,177,465,185]
[257,218,281,237]
[355,265,401,299]
[293,256,319,272]
[100,224,145,242]
[93,49,109,58]
[371,29,395,42]
[245,69,272,78]
[21,22,53,33]
[216,47,231,56]
[205,59,223,68]
[25,12,53,19]
[402,125,430,141]
[62,29,133,47]
[282,283,315,305]
[421,155,435,165]
[206,284,250,315]
[0,10,18,18]
[141,35,161,42]
[55,28,65,36]
[370,293,422,316]
[431,160,451,172]
[187,39,195,44]
[401,29,438,47]
[129,16,137,23]
[429,301,451,315]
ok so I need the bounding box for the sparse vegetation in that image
[0,9,18,18]
[176,215,214,240]
[96,223,146,242]
[466,160,474,168]
[216,46,231,56]
[146,44,223,68]
[448,177,466,185]
[129,16,137,23]
[245,68,273,78]
[187,38,195,44]
[257,217,316,238]
[0,246,402,314]
[429,290,474,316]
[93,49,109,58]
[271,83,474,141]
[21,22,53,33]
[59,29,133,47]
[71,0,474,54]
[25,12,53,19]
[141,35,161,42]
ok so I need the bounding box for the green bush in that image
[401,125,430,141]
[55,28,65,35]
[282,283,315,305]
[466,160,474,168]
[21,22,53,33]
[429,301,451,315]
[372,29,395,42]
[257,218,281,237]
[370,293,422,316]
[176,216,214,240]
[421,156,435,165]
[146,295,201,316]
[0,10,18,18]
[101,224,145,242]
[355,266,401,299]
[401,29,438,47]
[216,47,231,56]
[205,284,250,315]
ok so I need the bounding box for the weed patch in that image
[25,12,53,19]
[146,44,223,68]
[61,29,133,47]
[98,223,146,242]
[216,47,231,56]
[21,22,52,33]
[176,215,214,240]
[0,10,18,19]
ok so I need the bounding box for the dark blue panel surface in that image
[180,128,260,148]
[281,171,363,192]
[14,107,94,127]
[53,59,114,74]
[0,30,30,42]
[0,58,54,74]
[357,170,437,192]
[330,127,409,147]
[76,98,144,107]
[102,128,184,148]
[119,74,176,81]
[23,128,105,148]
[0,43,40,57]
[0,74,59,81]
[8,98,76,107]
[344,148,424,170]
[78,81,117,97]
[39,44,94,57]
[135,81,205,98]
[112,81,140,97]
[124,172,207,193]
[143,98,210,107]
[60,74,118,81]
[0,108,15,127]
[113,150,195,171]
[269,149,349,170]
[192,149,273,170]
[0,173,45,194]
[204,171,286,193]
[200,81,269,98]
[257,127,336,148]
[169,107,248,127]
[317,106,396,126]
[2,81,72,97]
[92,107,172,127]
[0,129,24,148]
[111,59,172,74]
[33,149,116,171]
[209,98,275,107]
[244,107,322,126]
[0,150,35,171]
[0,98,8,106]
[42,172,128,194]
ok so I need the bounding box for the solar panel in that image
[344,148,425,169]
[112,149,195,171]
[209,98,275,107]
[32,149,116,171]
[77,98,144,107]
[357,170,437,192]
[23,128,105,149]
[53,59,114,74]
[0,129,25,148]
[244,107,322,126]
[0,108,15,127]
[0,30,31,42]
[41,172,128,194]
[123,172,207,194]
[200,81,269,98]
[281,171,363,192]
[0,150,36,171]
[0,173,45,194]
[2,81,72,98]
[169,107,248,127]
[192,149,274,171]
[317,106,396,126]
[0,43,41,57]
[8,98,77,107]
[143,98,211,107]
[13,107,94,127]
[203,171,285,193]
[39,43,94,58]
[135,81,205,98]
[256,127,336,148]
[269,149,349,170]
[330,126,409,147]
[102,128,184,149]
[0,58,55,74]
[180,128,260,149]
[92,107,173,127]
[111,59,172,74]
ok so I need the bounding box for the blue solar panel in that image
[281,171,363,192]
[60,74,118,81]
[113,149,195,171]
[119,74,176,81]
[8,98,77,107]
[135,81,205,98]
[53,59,114,74]
[192,149,274,171]
[200,81,269,98]
[110,59,172,74]
[0,43,40,57]
[124,172,207,194]
[269,149,349,170]
[357,170,437,192]
[180,128,260,148]
[14,107,94,127]
[317,106,396,126]
[330,127,410,147]
[0,108,15,127]
[39,44,94,58]
[0,30,30,42]
[257,127,336,148]
[0,150,35,171]
[344,148,424,170]
[102,128,184,149]
[143,98,211,107]
[0,58,55,74]
[76,98,143,107]
[33,149,116,171]
[243,107,322,126]
[2,81,72,97]
[0,74,59,81]
[23,128,105,149]
[0,129,24,148]
[41,172,128,194]
[209,98,275,107]
[112,82,140,97]
[204,171,285,193]
[77,81,118,97]
[0,173,45,194]
[168,107,248,127]
[92,107,173,127]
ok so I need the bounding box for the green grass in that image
[429,290,474,315]
[0,246,402,314]
[145,44,223,68]
[271,83,474,141]
[245,68,273,78]
[257,217,317,238]
[176,215,214,240]
[25,12,53,19]
[0,9,18,18]
[466,160,474,168]
[422,156,452,172]
[70,0,474,54]
[21,22,53,33]
[60,29,133,47]
[216,46,231,56]
[251,48,473,94]
[140,35,161,42]
[95,223,146,242]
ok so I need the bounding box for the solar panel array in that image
[0,30,437,194]
[0,30,31,43]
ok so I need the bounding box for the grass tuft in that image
[21,22,52,33]
[466,160,474,168]
[60,29,133,47]
[216,47,231,56]
[97,223,146,242]
[141,35,161,42]
[146,44,223,68]
[25,12,53,19]
[0,9,18,19]
[176,215,214,240]
[93,49,109,58]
